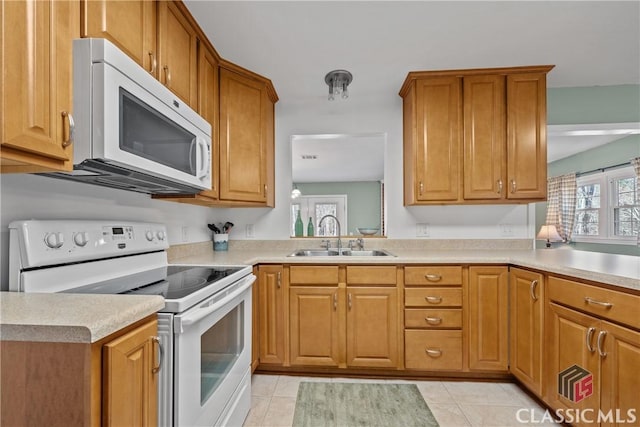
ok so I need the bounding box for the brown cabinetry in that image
[257,265,286,365]
[288,265,398,369]
[103,319,159,427]
[400,65,553,205]
[1,0,78,173]
[509,267,545,395]
[404,265,463,371]
[81,0,157,76]
[546,276,640,426]
[157,0,198,108]
[467,266,508,372]
[0,316,159,427]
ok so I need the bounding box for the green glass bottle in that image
[294,210,303,237]
[307,216,314,237]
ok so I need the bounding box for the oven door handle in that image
[175,274,256,331]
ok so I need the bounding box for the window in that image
[573,167,638,244]
[291,195,347,237]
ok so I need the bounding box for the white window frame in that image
[573,166,637,245]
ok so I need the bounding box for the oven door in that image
[172,273,255,427]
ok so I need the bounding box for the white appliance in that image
[9,220,254,427]
[40,38,212,195]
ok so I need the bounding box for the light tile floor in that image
[243,374,559,427]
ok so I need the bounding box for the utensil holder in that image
[213,233,229,251]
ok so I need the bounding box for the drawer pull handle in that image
[425,296,442,304]
[425,274,442,282]
[425,348,442,357]
[530,280,538,301]
[584,297,613,308]
[586,327,596,353]
[425,317,442,325]
[152,336,163,374]
[597,330,607,357]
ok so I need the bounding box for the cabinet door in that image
[506,72,547,200]
[346,287,398,368]
[103,319,158,427]
[463,75,506,200]
[81,0,156,76]
[546,303,600,426]
[509,268,545,395]
[467,266,508,371]
[599,321,640,427]
[258,265,285,365]
[1,0,77,172]
[219,68,269,203]
[157,0,198,108]
[413,76,462,202]
[197,46,219,200]
[289,286,341,367]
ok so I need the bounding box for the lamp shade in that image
[536,225,563,244]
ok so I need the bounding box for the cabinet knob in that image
[530,280,538,301]
[596,330,607,357]
[425,296,442,304]
[61,111,74,148]
[149,52,157,74]
[425,348,442,357]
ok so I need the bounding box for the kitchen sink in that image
[287,249,395,257]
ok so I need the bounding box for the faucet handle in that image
[321,239,331,249]
[348,239,355,250]
[356,238,364,250]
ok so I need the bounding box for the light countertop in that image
[171,247,639,292]
[0,293,164,343]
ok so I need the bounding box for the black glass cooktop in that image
[126,265,245,300]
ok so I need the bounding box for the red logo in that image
[558,365,593,402]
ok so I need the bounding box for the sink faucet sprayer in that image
[318,214,341,254]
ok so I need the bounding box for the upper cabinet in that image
[81,0,157,77]
[157,0,198,108]
[219,63,276,206]
[400,65,554,205]
[1,0,79,173]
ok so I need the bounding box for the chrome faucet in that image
[319,214,342,254]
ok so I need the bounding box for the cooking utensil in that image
[223,222,234,233]
[208,223,220,233]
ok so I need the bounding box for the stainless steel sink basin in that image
[287,249,395,257]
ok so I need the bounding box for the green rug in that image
[292,382,440,427]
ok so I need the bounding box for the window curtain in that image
[631,157,640,245]
[545,173,577,242]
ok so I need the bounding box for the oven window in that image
[119,88,197,176]
[200,303,244,404]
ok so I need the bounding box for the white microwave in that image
[42,38,211,195]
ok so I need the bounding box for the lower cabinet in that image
[0,316,159,427]
[546,277,640,427]
[102,318,159,427]
[467,266,509,372]
[257,265,285,365]
[509,267,545,395]
[288,265,399,369]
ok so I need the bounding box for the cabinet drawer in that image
[289,266,339,284]
[548,276,640,329]
[346,266,396,285]
[405,309,462,329]
[405,330,462,370]
[405,288,462,307]
[405,266,462,286]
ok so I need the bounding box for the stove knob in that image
[73,232,89,247]
[156,230,166,241]
[44,232,64,249]
[145,230,155,241]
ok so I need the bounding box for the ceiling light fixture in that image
[291,184,301,199]
[325,69,352,101]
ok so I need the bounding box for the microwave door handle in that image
[175,274,256,331]
[188,138,197,175]
[196,137,210,179]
